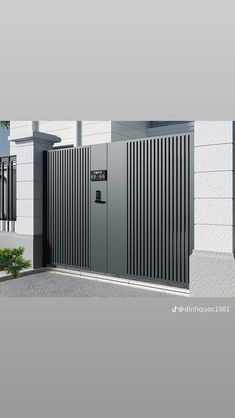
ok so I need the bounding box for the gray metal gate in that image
[46,147,90,268]
[45,134,194,288]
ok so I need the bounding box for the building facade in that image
[0,120,234,296]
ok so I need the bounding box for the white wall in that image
[9,121,33,155]
[82,121,112,145]
[82,121,148,145]
[194,121,234,253]
[0,125,10,156]
[10,121,149,149]
[39,121,78,147]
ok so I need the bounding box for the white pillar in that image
[8,129,61,267]
[190,121,235,296]
[194,121,234,253]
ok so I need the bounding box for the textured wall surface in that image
[39,121,77,147]
[10,121,148,148]
[82,121,148,145]
[194,121,234,253]
[190,121,235,296]
[82,121,112,145]
[190,251,235,297]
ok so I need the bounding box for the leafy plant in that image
[0,121,10,129]
[0,247,31,278]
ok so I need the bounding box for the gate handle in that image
[95,190,106,204]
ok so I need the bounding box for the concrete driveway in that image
[0,270,176,297]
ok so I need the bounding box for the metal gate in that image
[45,134,193,288]
[46,147,90,268]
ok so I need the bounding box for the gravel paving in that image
[0,271,173,297]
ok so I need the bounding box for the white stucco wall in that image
[194,121,234,253]
[38,121,78,147]
[82,121,112,145]
[10,121,150,148]
[81,121,148,145]
[9,121,33,155]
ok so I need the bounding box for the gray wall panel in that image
[90,144,108,273]
[107,142,127,275]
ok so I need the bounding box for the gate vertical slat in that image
[152,140,156,278]
[72,149,75,266]
[127,143,130,274]
[180,136,185,283]
[158,139,162,280]
[177,136,182,282]
[168,137,172,282]
[58,151,61,264]
[173,137,178,282]
[140,141,144,277]
[165,137,170,282]
[130,142,134,274]
[51,155,55,263]
[137,141,141,275]
[185,135,189,286]
[147,140,151,277]
[153,141,159,277]
[133,142,136,275]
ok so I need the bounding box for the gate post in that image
[190,121,235,296]
[8,129,61,268]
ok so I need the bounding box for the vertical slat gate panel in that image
[46,147,90,269]
[127,134,193,288]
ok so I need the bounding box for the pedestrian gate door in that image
[45,134,194,288]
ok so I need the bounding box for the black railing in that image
[0,156,16,221]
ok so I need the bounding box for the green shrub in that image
[0,247,31,278]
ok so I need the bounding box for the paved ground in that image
[0,271,172,297]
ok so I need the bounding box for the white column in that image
[190,121,235,296]
[9,131,61,237]
[194,121,234,253]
